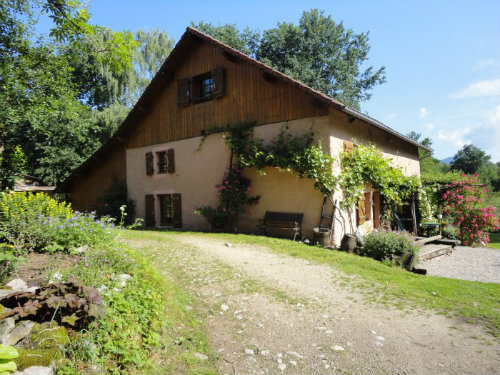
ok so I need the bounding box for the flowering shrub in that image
[442,175,498,246]
[359,229,418,268]
[196,166,260,231]
[0,192,116,252]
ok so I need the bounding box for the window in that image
[193,72,214,102]
[157,151,168,173]
[180,67,225,105]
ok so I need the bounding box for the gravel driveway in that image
[126,234,500,375]
[421,246,500,283]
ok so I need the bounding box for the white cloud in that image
[437,128,472,148]
[490,105,500,124]
[424,122,435,130]
[419,107,428,118]
[474,58,500,70]
[450,78,500,99]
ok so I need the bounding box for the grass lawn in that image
[133,230,500,336]
[487,232,500,249]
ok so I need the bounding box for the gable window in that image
[157,151,168,173]
[193,72,214,102]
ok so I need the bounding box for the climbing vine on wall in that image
[338,143,420,230]
[208,121,337,196]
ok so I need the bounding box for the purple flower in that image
[84,263,89,267]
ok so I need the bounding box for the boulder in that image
[4,321,35,346]
[0,317,15,344]
[5,279,27,291]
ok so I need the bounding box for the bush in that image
[442,175,498,246]
[0,192,116,253]
[359,230,418,267]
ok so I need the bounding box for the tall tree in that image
[193,9,386,108]
[451,144,491,175]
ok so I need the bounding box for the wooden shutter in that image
[356,194,366,226]
[373,191,381,228]
[145,195,155,227]
[343,140,354,153]
[177,78,191,106]
[146,152,154,175]
[167,149,175,173]
[212,66,225,98]
[172,193,182,228]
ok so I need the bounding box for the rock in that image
[193,352,208,361]
[289,360,297,366]
[5,320,35,346]
[220,304,229,312]
[12,366,53,375]
[370,330,377,335]
[374,341,384,347]
[115,274,132,287]
[286,351,304,359]
[376,336,385,341]
[0,317,15,344]
[5,279,27,291]
[278,363,287,371]
[244,348,254,355]
[234,310,243,315]
[325,330,333,334]
[260,349,270,356]
[235,314,243,320]
[30,323,69,349]
[330,345,345,352]
[15,348,60,369]
[73,245,89,254]
[0,289,13,298]
[225,242,232,247]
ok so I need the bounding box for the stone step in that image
[414,235,443,247]
[418,243,453,262]
[432,238,460,248]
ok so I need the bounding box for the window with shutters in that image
[192,67,225,103]
[157,151,168,173]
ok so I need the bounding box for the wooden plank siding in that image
[66,35,329,211]
[68,145,126,211]
[126,41,328,150]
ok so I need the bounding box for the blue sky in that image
[56,1,500,161]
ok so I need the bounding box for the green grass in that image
[487,232,500,249]
[60,236,217,375]
[126,230,500,336]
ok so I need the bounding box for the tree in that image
[450,144,491,175]
[406,131,433,159]
[0,1,174,186]
[193,9,386,108]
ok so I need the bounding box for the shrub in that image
[0,192,116,253]
[442,175,499,246]
[0,244,24,284]
[359,230,418,267]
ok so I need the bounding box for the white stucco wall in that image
[126,112,421,246]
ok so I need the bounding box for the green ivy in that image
[339,143,420,211]
[205,122,336,196]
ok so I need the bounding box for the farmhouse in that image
[59,27,428,246]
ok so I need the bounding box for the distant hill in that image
[441,157,453,165]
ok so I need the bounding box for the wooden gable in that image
[126,39,329,149]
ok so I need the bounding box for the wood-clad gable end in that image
[126,41,329,150]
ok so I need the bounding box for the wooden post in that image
[411,192,418,235]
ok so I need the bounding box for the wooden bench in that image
[258,211,303,241]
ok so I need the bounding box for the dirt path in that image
[126,234,500,375]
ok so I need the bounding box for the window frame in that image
[156,151,168,174]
